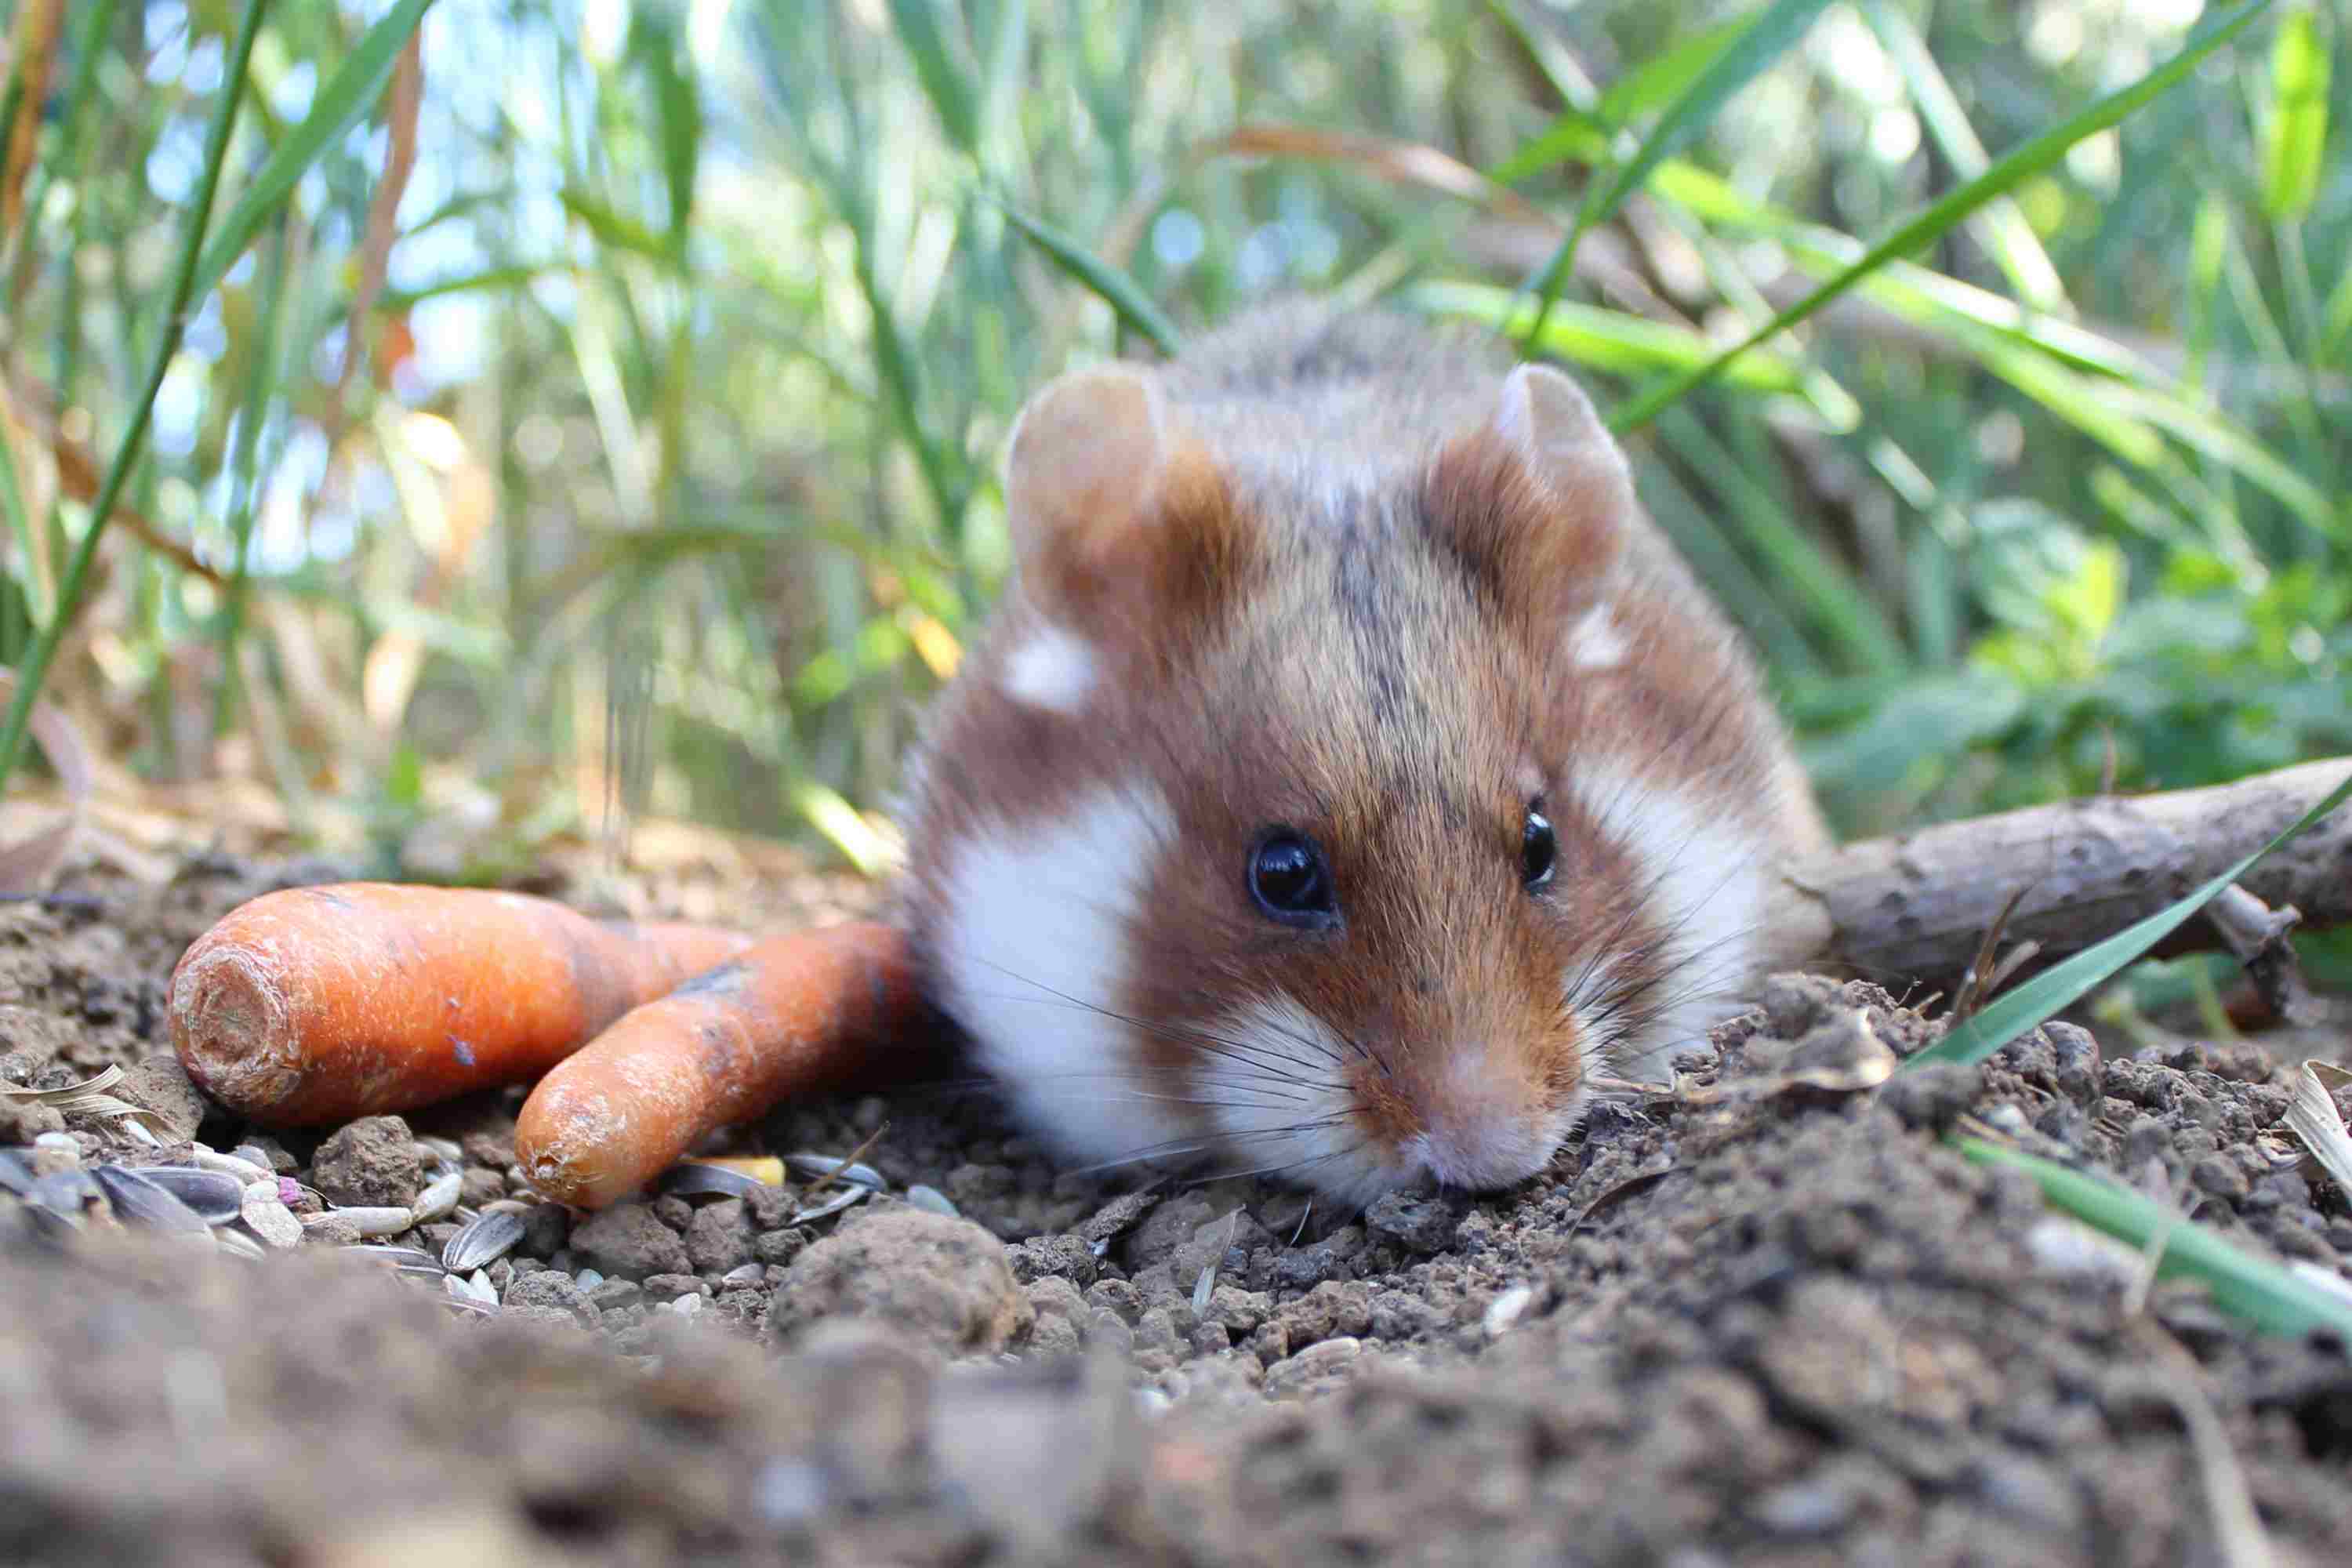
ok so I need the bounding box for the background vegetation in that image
[0,0,2343,902]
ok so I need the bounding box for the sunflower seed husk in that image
[350,1243,445,1274]
[90,1166,212,1238]
[439,1276,498,1316]
[720,1262,765,1287]
[132,1167,245,1225]
[16,1196,79,1243]
[0,1148,37,1196]
[214,1227,268,1262]
[659,1162,770,1200]
[785,1154,884,1189]
[789,1185,869,1225]
[240,1188,304,1250]
[464,1269,499,1306]
[903,1184,959,1218]
[187,1145,273,1185]
[31,1170,106,1219]
[409,1171,463,1226]
[325,1206,416,1239]
[416,1136,463,1165]
[230,1145,279,1174]
[442,1207,527,1273]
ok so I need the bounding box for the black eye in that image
[1249,830,1338,926]
[1522,806,1555,890]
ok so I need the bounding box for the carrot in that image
[171,883,755,1126]
[512,920,942,1209]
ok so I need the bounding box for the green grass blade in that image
[2259,5,2329,223]
[1523,0,1834,343]
[1958,1139,2352,1341]
[560,187,681,265]
[994,199,1181,356]
[1904,764,2352,1072]
[188,0,435,307]
[1406,280,1802,390]
[885,0,979,154]
[631,10,702,252]
[1862,0,2069,315]
[1486,112,1609,187]
[1608,0,2276,433]
[0,0,270,794]
[1597,14,1755,124]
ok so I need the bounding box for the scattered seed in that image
[188,1145,272,1185]
[214,1228,267,1262]
[240,1188,305,1250]
[443,1208,527,1273]
[789,1185,869,1225]
[465,1269,499,1306]
[416,1137,463,1165]
[0,1149,31,1196]
[130,1167,244,1225]
[323,1206,417,1239]
[90,1166,213,1239]
[903,1184,959,1218]
[230,1145,278,1174]
[720,1262,764,1288]
[1483,1283,1534,1337]
[477,1198,533,1217]
[785,1154,884,1190]
[350,1244,445,1275]
[409,1171,463,1226]
[659,1162,773,1200]
[575,1267,605,1292]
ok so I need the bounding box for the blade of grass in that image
[2259,5,2329,223]
[1405,279,1803,391]
[1903,764,2352,1071]
[0,0,270,796]
[1958,1138,2352,1341]
[1861,0,2069,315]
[2,0,116,309]
[1523,0,1835,347]
[1608,0,2276,433]
[994,198,1181,356]
[885,0,979,154]
[187,0,435,308]
[212,213,292,735]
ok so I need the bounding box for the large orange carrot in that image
[172,883,754,1126]
[513,921,943,1209]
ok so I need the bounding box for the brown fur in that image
[900,303,1826,1196]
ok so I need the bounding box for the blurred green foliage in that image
[0,0,2344,873]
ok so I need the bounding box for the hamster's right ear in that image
[1002,362,1244,635]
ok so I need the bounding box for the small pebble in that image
[1483,1283,1534,1337]
[239,1186,304,1250]
[575,1268,605,1292]
[29,1132,81,1177]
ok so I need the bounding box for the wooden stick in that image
[1767,757,2352,987]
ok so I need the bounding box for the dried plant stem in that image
[0,0,270,795]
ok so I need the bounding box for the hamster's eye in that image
[1521,805,1556,891]
[1249,831,1338,927]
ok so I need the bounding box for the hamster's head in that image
[906,358,1770,1205]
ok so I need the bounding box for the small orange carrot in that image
[513,921,943,1209]
[171,883,754,1126]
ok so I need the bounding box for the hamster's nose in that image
[1406,1102,1563,1192]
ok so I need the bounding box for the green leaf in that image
[1904,763,2352,1071]
[994,199,1181,356]
[2260,5,2331,222]
[1524,0,1835,341]
[1608,0,2278,433]
[1486,111,1609,187]
[188,0,437,307]
[1597,13,1756,124]
[1958,1139,2352,1341]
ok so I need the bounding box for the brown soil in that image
[2,850,2350,1568]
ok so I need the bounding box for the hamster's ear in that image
[1002,362,1244,636]
[1425,362,1632,625]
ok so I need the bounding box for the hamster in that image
[897,303,1828,1204]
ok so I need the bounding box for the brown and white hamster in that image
[898,303,1828,1204]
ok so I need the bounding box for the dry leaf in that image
[2284,1060,2352,1203]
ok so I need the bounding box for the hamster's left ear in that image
[1002,362,1245,637]
[1425,362,1633,622]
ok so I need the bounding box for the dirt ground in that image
[2,848,2350,1568]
